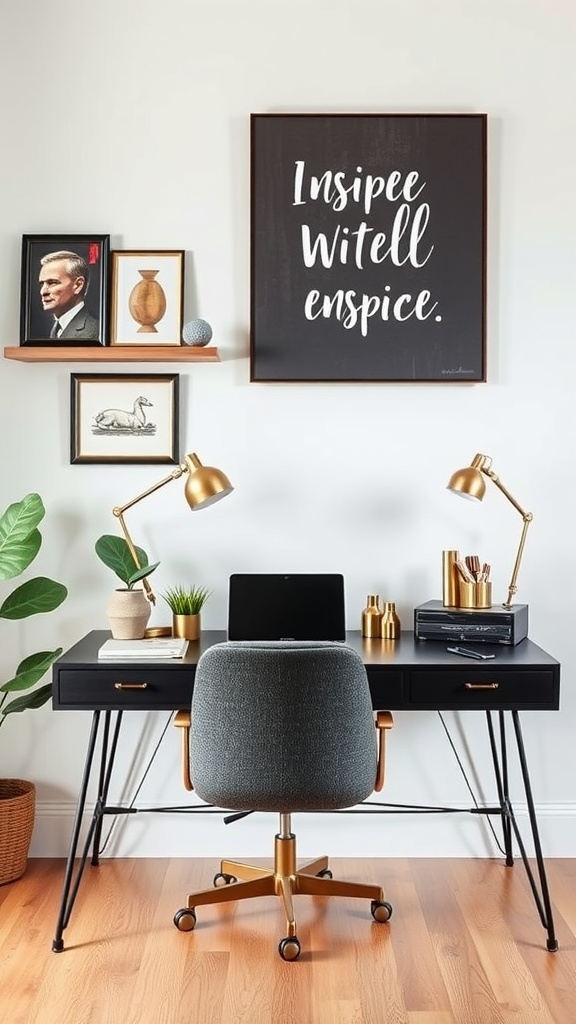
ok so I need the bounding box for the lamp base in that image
[144,625,173,638]
[414,600,528,646]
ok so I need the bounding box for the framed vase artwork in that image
[70,373,179,464]
[20,233,110,346]
[250,113,487,383]
[109,250,185,346]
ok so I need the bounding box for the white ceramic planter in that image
[106,589,151,639]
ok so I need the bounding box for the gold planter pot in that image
[172,613,200,640]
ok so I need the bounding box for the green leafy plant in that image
[162,584,211,615]
[0,493,68,730]
[95,535,159,589]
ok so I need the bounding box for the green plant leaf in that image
[0,577,68,620]
[95,535,152,586]
[127,561,160,588]
[0,492,45,580]
[162,584,211,614]
[1,649,63,693]
[0,493,68,733]
[1,682,53,717]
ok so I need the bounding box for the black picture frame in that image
[70,372,179,465]
[20,233,110,346]
[250,114,487,383]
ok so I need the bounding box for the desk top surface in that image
[55,630,560,671]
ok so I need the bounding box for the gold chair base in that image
[183,832,386,940]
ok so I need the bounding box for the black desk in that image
[51,630,560,952]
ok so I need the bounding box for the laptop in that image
[227,573,346,641]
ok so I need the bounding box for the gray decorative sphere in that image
[182,319,213,347]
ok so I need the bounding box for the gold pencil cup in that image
[442,550,459,607]
[458,582,492,609]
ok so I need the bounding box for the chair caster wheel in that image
[174,908,197,931]
[316,868,333,879]
[278,936,301,961]
[371,899,393,923]
[214,872,237,887]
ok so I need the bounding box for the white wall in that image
[0,0,574,858]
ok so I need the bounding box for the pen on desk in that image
[446,646,496,661]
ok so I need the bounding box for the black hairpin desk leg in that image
[486,710,558,952]
[52,710,122,952]
[486,710,514,866]
[511,710,558,951]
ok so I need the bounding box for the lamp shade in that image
[447,464,486,502]
[183,453,234,511]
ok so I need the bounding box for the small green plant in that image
[0,493,68,730]
[95,535,159,589]
[162,584,211,615]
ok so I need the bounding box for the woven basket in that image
[0,779,36,885]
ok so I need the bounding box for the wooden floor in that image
[1,857,576,1023]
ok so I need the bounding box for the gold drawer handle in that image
[464,682,499,690]
[114,683,149,690]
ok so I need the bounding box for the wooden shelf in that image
[3,346,220,364]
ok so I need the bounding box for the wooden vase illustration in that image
[128,270,167,333]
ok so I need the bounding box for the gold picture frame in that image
[110,250,185,346]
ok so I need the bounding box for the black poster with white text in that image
[250,114,486,382]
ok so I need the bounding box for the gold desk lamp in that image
[112,452,233,617]
[446,453,533,609]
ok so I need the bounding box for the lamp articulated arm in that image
[112,466,188,605]
[480,461,533,609]
[111,453,233,607]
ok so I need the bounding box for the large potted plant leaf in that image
[0,493,68,884]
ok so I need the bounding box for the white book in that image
[98,637,189,659]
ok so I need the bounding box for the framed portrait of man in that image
[20,234,110,346]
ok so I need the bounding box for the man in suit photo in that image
[39,250,100,340]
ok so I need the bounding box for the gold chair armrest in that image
[174,709,193,792]
[374,710,394,792]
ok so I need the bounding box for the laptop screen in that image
[227,573,346,641]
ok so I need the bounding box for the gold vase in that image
[380,602,400,639]
[106,589,151,639]
[361,595,382,638]
[172,613,200,641]
[128,270,167,334]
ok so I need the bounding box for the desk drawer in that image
[366,670,406,708]
[409,668,558,710]
[55,668,194,710]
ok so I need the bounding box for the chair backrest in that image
[190,641,377,813]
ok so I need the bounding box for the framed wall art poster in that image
[250,113,487,383]
[110,250,185,346]
[20,233,110,346]
[70,373,179,464]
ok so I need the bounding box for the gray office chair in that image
[173,641,394,960]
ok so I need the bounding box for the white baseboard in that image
[29,800,576,859]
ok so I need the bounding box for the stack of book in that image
[98,637,189,660]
